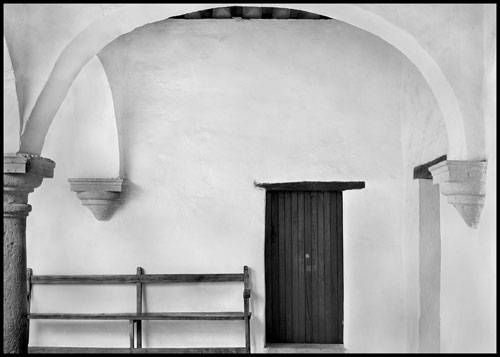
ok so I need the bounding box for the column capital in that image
[4,153,55,177]
[429,160,487,229]
[4,154,56,218]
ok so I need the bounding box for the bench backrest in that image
[27,266,251,353]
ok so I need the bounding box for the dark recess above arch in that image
[170,7,331,20]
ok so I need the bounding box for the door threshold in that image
[264,343,347,353]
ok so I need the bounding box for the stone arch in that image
[19,4,467,160]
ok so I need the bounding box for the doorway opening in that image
[256,181,364,345]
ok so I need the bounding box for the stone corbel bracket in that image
[68,178,126,221]
[428,160,487,229]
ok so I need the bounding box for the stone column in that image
[4,154,55,354]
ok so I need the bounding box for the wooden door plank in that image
[284,192,293,342]
[310,192,319,343]
[324,192,333,343]
[271,192,280,343]
[291,192,299,342]
[278,192,286,341]
[331,192,339,342]
[304,192,312,343]
[265,192,273,342]
[317,192,326,343]
[337,192,344,343]
[297,192,306,343]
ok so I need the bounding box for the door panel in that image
[265,191,343,344]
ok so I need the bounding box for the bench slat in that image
[28,347,247,353]
[29,312,252,320]
[30,274,244,284]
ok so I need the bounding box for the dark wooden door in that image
[265,191,343,344]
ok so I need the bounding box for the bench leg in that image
[129,320,135,348]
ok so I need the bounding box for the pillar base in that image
[429,160,487,229]
[68,178,126,221]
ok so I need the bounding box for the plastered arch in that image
[4,36,21,153]
[19,4,468,160]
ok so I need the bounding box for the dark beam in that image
[230,6,243,18]
[289,9,300,19]
[413,155,447,180]
[242,7,262,19]
[298,11,321,19]
[199,9,213,19]
[184,11,201,19]
[213,7,231,19]
[272,8,291,19]
[261,7,274,19]
[254,181,365,192]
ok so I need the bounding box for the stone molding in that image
[428,160,487,229]
[4,154,56,218]
[68,178,126,221]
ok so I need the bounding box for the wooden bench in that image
[27,266,251,353]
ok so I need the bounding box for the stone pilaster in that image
[428,160,487,229]
[3,154,55,353]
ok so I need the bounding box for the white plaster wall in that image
[358,4,486,160]
[399,58,449,352]
[55,56,120,178]
[1,4,489,354]
[439,185,496,353]
[25,19,415,352]
[397,5,496,352]
[438,5,496,353]
[4,36,20,153]
[2,4,115,128]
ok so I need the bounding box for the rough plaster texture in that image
[26,19,412,352]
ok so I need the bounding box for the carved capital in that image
[4,154,55,218]
[68,178,126,221]
[429,160,487,228]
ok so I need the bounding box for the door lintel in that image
[255,181,365,191]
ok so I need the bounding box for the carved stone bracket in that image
[68,178,126,221]
[428,160,487,229]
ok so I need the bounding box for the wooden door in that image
[265,191,343,344]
